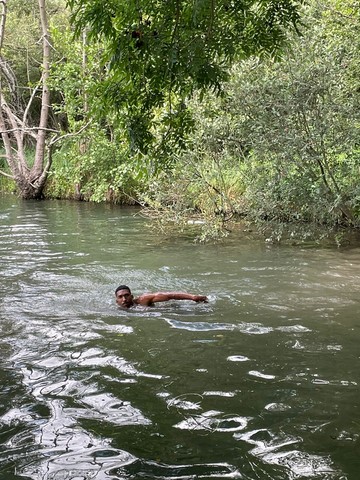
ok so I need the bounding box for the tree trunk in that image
[0,0,53,199]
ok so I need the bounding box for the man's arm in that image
[135,292,208,306]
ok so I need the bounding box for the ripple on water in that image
[167,398,203,411]
[31,378,96,398]
[0,407,36,426]
[165,319,234,331]
[227,355,250,362]
[276,325,312,333]
[235,429,337,479]
[238,323,273,335]
[22,445,136,480]
[264,402,292,412]
[202,391,237,398]
[160,391,238,414]
[73,393,152,426]
[165,319,274,335]
[265,450,336,479]
[73,347,162,378]
[248,370,276,380]
[174,410,251,433]
[114,459,242,480]
[159,393,203,411]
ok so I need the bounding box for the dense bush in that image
[141,0,360,242]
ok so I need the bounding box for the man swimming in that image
[115,285,208,308]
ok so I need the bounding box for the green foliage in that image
[49,26,96,126]
[223,1,360,230]
[141,0,360,243]
[219,0,360,230]
[0,151,14,193]
[3,1,68,114]
[46,125,142,203]
[140,109,247,241]
[65,0,305,152]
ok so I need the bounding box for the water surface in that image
[0,196,359,479]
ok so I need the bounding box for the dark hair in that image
[115,285,131,295]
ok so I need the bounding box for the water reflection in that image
[235,429,336,479]
[175,410,250,434]
[1,196,359,479]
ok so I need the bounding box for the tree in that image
[0,0,79,199]
[66,0,305,152]
[139,0,360,241]
[222,0,360,227]
[0,0,52,198]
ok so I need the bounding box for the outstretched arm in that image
[135,292,208,306]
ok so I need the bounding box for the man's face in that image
[116,289,134,308]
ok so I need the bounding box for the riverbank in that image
[1,190,360,248]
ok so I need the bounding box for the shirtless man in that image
[115,285,208,308]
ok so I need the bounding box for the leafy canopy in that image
[66,0,304,120]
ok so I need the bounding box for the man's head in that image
[115,285,134,308]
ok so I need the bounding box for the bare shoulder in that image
[134,293,157,306]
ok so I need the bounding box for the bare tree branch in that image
[0,168,14,179]
[48,119,92,147]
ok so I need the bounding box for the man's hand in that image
[193,295,208,303]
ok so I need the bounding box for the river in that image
[0,195,359,480]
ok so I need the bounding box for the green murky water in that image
[0,195,359,479]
